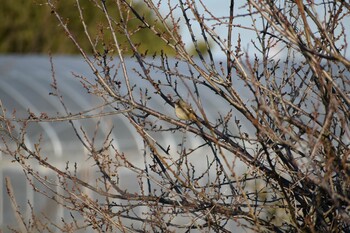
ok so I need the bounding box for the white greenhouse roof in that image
[0,55,246,231]
[0,55,248,157]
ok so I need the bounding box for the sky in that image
[157,0,350,59]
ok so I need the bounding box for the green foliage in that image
[188,41,212,56]
[0,0,175,55]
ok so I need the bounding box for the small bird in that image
[174,99,197,121]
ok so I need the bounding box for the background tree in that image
[1,0,350,232]
[0,0,174,54]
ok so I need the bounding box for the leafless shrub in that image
[1,0,350,232]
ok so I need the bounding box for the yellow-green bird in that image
[174,99,197,121]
